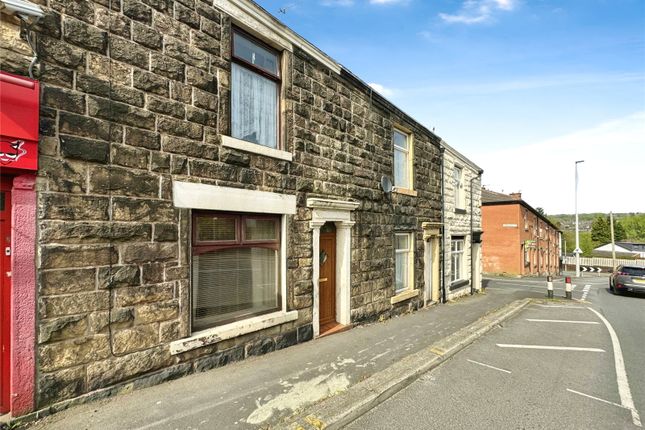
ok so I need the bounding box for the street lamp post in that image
[575,160,585,277]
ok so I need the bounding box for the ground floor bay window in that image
[192,212,281,331]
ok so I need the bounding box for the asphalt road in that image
[348,274,645,429]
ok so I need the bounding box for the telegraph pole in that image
[610,212,616,271]
[574,160,584,278]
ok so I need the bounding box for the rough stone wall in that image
[1,0,441,411]
[443,149,481,298]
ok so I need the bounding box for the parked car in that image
[609,265,645,295]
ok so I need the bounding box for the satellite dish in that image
[381,175,393,193]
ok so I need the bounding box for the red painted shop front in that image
[0,71,39,415]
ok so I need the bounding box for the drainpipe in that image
[470,169,483,295]
[440,145,446,303]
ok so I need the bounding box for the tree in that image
[591,215,626,245]
[535,207,546,216]
[620,214,645,241]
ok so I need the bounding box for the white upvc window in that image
[450,238,465,283]
[393,128,413,191]
[231,29,280,150]
[394,232,414,293]
[453,166,464,209]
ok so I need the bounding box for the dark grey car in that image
[609,265,645,294]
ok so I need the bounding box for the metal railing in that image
[563,256,645,268]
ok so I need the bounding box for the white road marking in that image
[587,307,642,427]
[496,344,605,352]
[581,284,592,301]
[533,304,587,309]
[526,318,600,325]
[566,388,628,410]
[467,359,511,374]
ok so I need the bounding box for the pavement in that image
[348,301,642,430]
[24,284,539,430]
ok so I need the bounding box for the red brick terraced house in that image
[481,189,561,276]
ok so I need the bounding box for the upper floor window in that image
[231,29,280,149]
[453,166,464,209]
[393,128,413,190]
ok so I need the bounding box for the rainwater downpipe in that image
[440,145,446,303]
[470,169,483,295]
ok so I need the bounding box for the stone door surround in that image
[307,198,359,338]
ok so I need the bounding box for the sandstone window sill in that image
[390,288,419,304]
[222,135,293,162]
[392,187,418,197]
[169,310,299,355]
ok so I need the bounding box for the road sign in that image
[581,266,602,273]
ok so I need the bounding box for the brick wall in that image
[1,0,442,411]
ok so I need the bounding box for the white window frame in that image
[451,238,465,283]
[392,127,415,194]
[394,232,414,293]
[453,166,464,210]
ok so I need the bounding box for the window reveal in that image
[231,30,280,149]
[192,212,281,331]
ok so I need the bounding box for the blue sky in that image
[255,0,645,214]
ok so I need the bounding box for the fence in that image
[563,256,645,270]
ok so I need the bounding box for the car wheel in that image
[609,280,613,292]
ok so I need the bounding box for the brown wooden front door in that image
[319,227,337,329]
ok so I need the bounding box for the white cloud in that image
[368,82,395,97]
[474,112,645,214]
[439,0,517,25]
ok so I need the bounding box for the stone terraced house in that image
[0,0,481,418]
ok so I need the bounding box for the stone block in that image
[86,346,174,390]
[116,284,174,307]
[275,329,297,350]
[191,30,220,55]
[39,157,87,194]
[63,16,108,54]
[59,111,123,141]
[60,135,110,164]
[125,127,160,150]
[157,116,203,139]
[164,39,208,69]
[112,324,159,354]
[151,152,171,172]
[112,197,175,222]
[38,36,86,70]
[77,75,144,107]
[38,193,109,221]
[39,335,111,372]
[150,53,185,81]
[161,136,217,159]
[43,86,85,114]
[121,242,178,264]
[186,66,217,93]
[40,221,151,244]
[123,0,152,24]
[88,96,156,130]
[95,7,131,39]
[41,268,96,295]
[40,245,117,269]
[98,264,141,288]
[111,144,150,169]
[175,3,200,29]
[88,53,132,83]
[37,366,86,407]
[109,36,150,69]
[88,308,135,334]
[89,165,159,198]
[192,346,244,373]
[297,324,313,343]
[159,320,180,342]
[133,69,169,96]
[39,315,88,344]
[135,300,179,324]
[147,96,185,119]
[153,223,178,242]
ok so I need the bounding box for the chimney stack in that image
[509,192,522,200]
